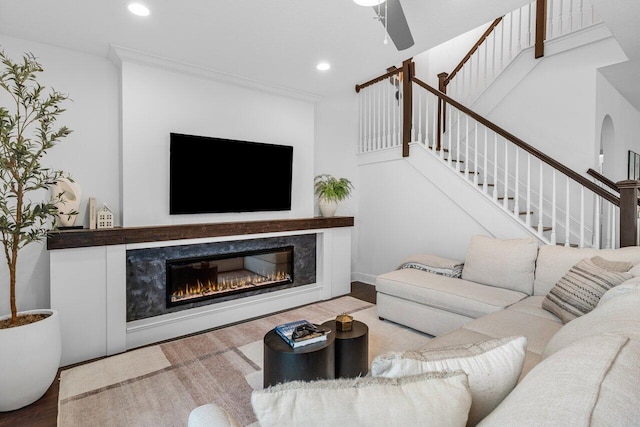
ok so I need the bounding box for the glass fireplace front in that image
[166,246,293,307]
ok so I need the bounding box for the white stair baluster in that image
[594,195,601,248]
[473,120,479,186]
[483,124,488,194]
[608,203,615,249]
[538,162,544,236]
[456,109,461,172]
[569,0,574,33]
[526,154,531,226]
[548,0,554,39]
[565,176,570,247]
[508,11,514,60]
[517,6,523,51]
[551,170,557,245]
[493,132,498,201]
[579,186,585,248]
[448,103,452,167]
[417,89,422,145]
[514,148,520,216]
[432,96,437,152]
[503,140,509,209]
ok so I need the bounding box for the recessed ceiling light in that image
[128,2,150,16]
[353,0,385,6]
[316,62,331,71]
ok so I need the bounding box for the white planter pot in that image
[319,198,338,217]
[0,309,61,412]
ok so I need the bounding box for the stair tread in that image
[428,146,449,153]
[556,242,579,248]
[518,211,534,215]
[477,183,495,187]
[460,170,478,174]
[497,196,515,200]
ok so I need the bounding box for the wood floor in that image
[0,282,376,427]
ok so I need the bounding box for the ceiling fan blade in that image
[375,0,414,51]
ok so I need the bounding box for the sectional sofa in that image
[189,236,640,426]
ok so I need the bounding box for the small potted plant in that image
[0,50,72,411]
[314,174,353,217]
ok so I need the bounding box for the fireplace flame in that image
[170,271,291,303]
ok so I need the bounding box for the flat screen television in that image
[170,133,293,214]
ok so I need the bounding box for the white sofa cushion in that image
[188,404,241,427]
[462,235,538,295]
[371,336,527,427]
[541,258,632,323]
[505,296,561,322]
[479,334,637,426]
[376,268,527,319]
[543,290,640,359]
[251,371,472,427]
[533,245,640,296]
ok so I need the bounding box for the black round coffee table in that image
[263,327,335,387]
[321,319,369,378]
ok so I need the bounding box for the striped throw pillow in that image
[542,258,632,323]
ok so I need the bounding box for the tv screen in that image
[170,133,293,214]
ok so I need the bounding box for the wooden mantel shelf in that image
[47,216,355,250]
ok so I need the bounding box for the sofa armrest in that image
[188,404,241,427]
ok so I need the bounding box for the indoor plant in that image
[0,50,72,411]
[314,174,353,217]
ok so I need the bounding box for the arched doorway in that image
[598,115,615,248]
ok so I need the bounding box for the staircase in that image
[354,0,636,249]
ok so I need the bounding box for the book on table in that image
[274,320,330,348]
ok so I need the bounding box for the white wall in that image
[314,91,360,271]
[0,34,119,315]
[119,58,316,226]
[414,23,490,87]
[596,72,640,183]
[354,155,489,283]
[488,37,627,175]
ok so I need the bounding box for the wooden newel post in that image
[535,0,547,59]
[401,58,414,158]
[437,72,448,150]
[617,180,640,247]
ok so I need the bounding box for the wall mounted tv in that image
[170,133,293,214]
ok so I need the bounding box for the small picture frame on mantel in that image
[629,150,640,181]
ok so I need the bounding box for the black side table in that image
[263,327,335,387]
[321,319,369,378]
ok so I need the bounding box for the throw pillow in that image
[398,253,464,278]
[251,371,472,427]
[590,255,633,272]
[598,276,640,307]
[542,258,632,323]
[461,235,539,295]
[370,336,527,427]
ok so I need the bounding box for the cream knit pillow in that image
[371,336,527,426]
[251,371,471,427]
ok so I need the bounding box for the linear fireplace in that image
[166,246,294,307]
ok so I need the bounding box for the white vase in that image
[0,309,61,411]
[52,177,81,227]
[319,198,338,217]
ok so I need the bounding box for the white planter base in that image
[0,309,61,412]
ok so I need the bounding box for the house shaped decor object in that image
[96,204,114,229]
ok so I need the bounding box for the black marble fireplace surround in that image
[126,234,316,321]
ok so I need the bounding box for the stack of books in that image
[274,320,330,348]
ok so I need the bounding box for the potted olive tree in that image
[0,50,72,411]
[314,174,353,217]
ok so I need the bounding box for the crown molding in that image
[107,44,321,103]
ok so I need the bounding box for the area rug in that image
[58,296,432,427]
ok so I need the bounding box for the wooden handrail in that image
[587,168,619,192]
[411,75,621,206]
[588,168,640,207]
[355,68,402,93]
[444,17,503,87]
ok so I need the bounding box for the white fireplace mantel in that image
[49,217,353,366]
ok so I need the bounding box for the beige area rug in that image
[58,297,432,427]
